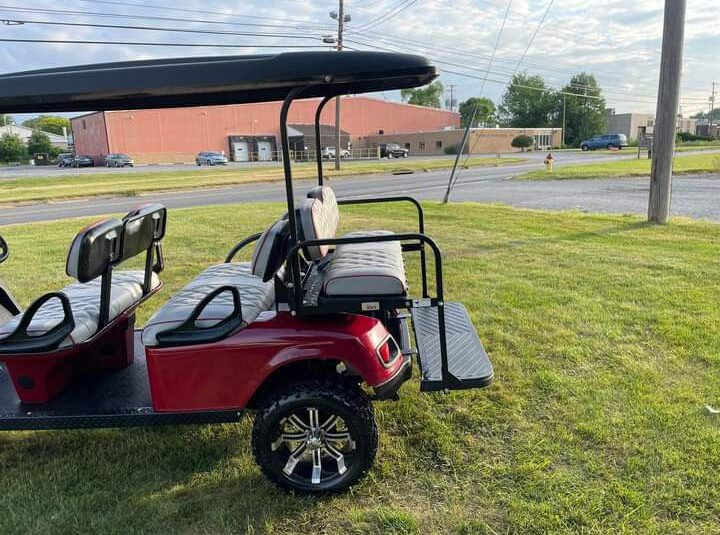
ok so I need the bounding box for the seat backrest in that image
[120,203,167,263]
[251,218,290,282]
[66,219,123,283]
[299,186,340,261]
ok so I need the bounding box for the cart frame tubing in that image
[286,233,450,387]
[314,95,334,186]
[280,88,448,386]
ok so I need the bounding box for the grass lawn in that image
[0,157,524,205]
[1,202,720,534]
[518,152,720,180]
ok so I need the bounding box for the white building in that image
[0,124,68,148]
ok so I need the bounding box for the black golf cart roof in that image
[0,51,437,113]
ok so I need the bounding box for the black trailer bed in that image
[0,332,242,430]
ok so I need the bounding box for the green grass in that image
[2,202,720,534]
[518,152,720,180]
[0,157,524,205]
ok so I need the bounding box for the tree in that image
[559,73,606,147]
[499,73,555,127]
[0,114,13,126]
[0,133,27,163]
[459,97,496,127]
[692,109,720,122]
[26,130,54,156]
[511,134,534,151]
[22,115,71,136]
[400,81,444,108]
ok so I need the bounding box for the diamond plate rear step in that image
[411,302,493,391]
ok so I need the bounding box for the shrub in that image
[511,135,534,151]
[27,130,53,157]
[0,133,27,163]
[444,145,458,155]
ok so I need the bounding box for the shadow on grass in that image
[0,423,321,533]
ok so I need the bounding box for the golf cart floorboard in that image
[412,302,494,391]
[0,332,242,431]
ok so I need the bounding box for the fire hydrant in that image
[544,151,554,174]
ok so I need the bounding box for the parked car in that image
[322,147,351,160]
[56,153,75,167]
[380,143,409,158]
[196,151,228,166]
[105,153,134,167]
[580,134,628,151]
[73,155,95,167]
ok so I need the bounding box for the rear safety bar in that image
[286,232,452,387]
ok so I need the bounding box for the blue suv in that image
[580,133,628,151]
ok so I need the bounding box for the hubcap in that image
[271,407,355,486]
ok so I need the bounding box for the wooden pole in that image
[648,0,686,223]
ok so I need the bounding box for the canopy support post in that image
[314,96,334,186]
[280,85,311,310]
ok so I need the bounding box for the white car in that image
[322,147,351,160]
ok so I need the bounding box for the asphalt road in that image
[1,152,719,225]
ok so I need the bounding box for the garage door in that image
[233,141,249,162]
[257,140,273,161]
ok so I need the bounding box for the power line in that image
[0,37,325,48]
[69,0,325,26]
[480,0,512,95]
[0,5,329,31]
[511,0,554,75]
[0,17,322,40]
[351,0,421,32]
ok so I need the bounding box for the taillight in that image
[376,336,400,367]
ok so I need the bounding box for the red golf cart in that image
[0,52,493,494]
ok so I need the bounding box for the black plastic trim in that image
[225,232,263,263]
[0,293,75,354]
[155,285,245,347]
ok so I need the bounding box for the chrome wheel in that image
[272,407,355,486]
[252,380,377,494]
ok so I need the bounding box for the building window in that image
[404,143,411,149]
[418,141,426,150]
[436,140,443,149]
[82,120,87,130]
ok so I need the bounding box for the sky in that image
[1,0,717,122]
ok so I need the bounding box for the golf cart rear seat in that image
[0,205,165,353]
[300,186,407,297]
[142,218,288,347]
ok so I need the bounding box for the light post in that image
[329,4,350,171]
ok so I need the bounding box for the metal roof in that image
[0,51,437,114]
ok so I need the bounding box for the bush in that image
[511,135,534,151]
[27,130,53,157]
[0,133,27,163]
[677,132,713,143]
[444,145,458,155]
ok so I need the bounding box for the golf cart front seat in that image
[300,186,407,297]
[0,208,164,353]
[141,218,287,347]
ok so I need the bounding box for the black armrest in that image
[155,286,245,347]
[0,292,75,354]
[225,232,263,263]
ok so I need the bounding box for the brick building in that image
[71,97,460,164]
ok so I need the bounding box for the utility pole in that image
[561,93,566,149]
[710,82,717,126]
[331,1,347,171]
[446,84,457,111]
[648,0,686,224]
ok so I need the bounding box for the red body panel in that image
[2,314,135,403]
[145,312,404,412]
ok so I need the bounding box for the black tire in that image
[252,380,378,495]
[581,145,589,152]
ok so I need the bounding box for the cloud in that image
[1,0,717,119]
